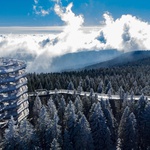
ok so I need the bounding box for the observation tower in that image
[0,58,29,127]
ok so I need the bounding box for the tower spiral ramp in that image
[0,58,29,127]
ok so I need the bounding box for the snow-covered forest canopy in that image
[2,92,150,149]
[28,65,150,96]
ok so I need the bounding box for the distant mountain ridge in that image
[121,57,150,67]
[84,50,150,70]
[50,49,121,72]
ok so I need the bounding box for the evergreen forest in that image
[28,66,150,96]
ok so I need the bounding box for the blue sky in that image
[0,0,150,26]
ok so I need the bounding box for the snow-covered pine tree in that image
[64,100,76,118]
[128,112,138,149]
[82,94,92,117]
[107,88,112,99]
[64,100,77,148]
[118,86,124,100]
[100,99,117,148]
[77,81,83,94]
[125,91,135,113]
[33,95,42,124]
[50,138,61,150]
[97,81,103,93]
[74,114,94,150]
[74,95,83,113]
[58,96,66,128]
[47,97,57,119]
[88,102,96,120]
[50,112,62,147]
[67,81,74,90]
[94,93,98,103]
[63,129,73,150]
[117,107,137,150]
[89,102,112,150]
[18,119,39,150]
[37,105,51,149]
[135,94,148,149]
[105,81,112,94]
[3,116,19,150]
[90,88,94,97]
[85,75,90,91]
[141,102,150,149]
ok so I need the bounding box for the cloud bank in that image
[0,2,150,72]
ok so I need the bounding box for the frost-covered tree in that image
[141,103,150,149]
[97,81,103,93]
[50,113,62,147]
[125,91,135,112]
[18,119,39,150]
[33,95,42,123]
[74,114,94,150]
[90,94,97,106]
[128,112,138,149]
[100,100,117,147]
[38,82,43,89]
[76,111,84,122]
[135,94,148,149]
[3,117,19,150]
[47,97,57,119]
[50,138,61,150]
[77,81,83,94]
[64,100,76,118]
[89,102,96,120]
[105,81,112,94]
[107,88,112,99]
[117,107,137,150]
[74,95,83,113]
[118,86,124,100]
[85,75,90,91]
[90,88,94,97]
[67,81,74,90]
[37,106,51,149]
[64,101,77,147]
[82,94,91,117]
[89,103,112,150]
[136,94,147,114]
[58,96,66,128]
[94,94,98,103]
[63,129,73,150]
[121,92,129,111]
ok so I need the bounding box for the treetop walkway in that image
[28,89,150,101]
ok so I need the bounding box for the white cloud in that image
[33,0,51,16]
[40,8,50,16]
[34,0,38,4]
[54,3,84,28]
[101,13,150,51]
[33,5,51,16]
[52,3,104,53]
[51,0,60,4]
[0,2,150,72]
